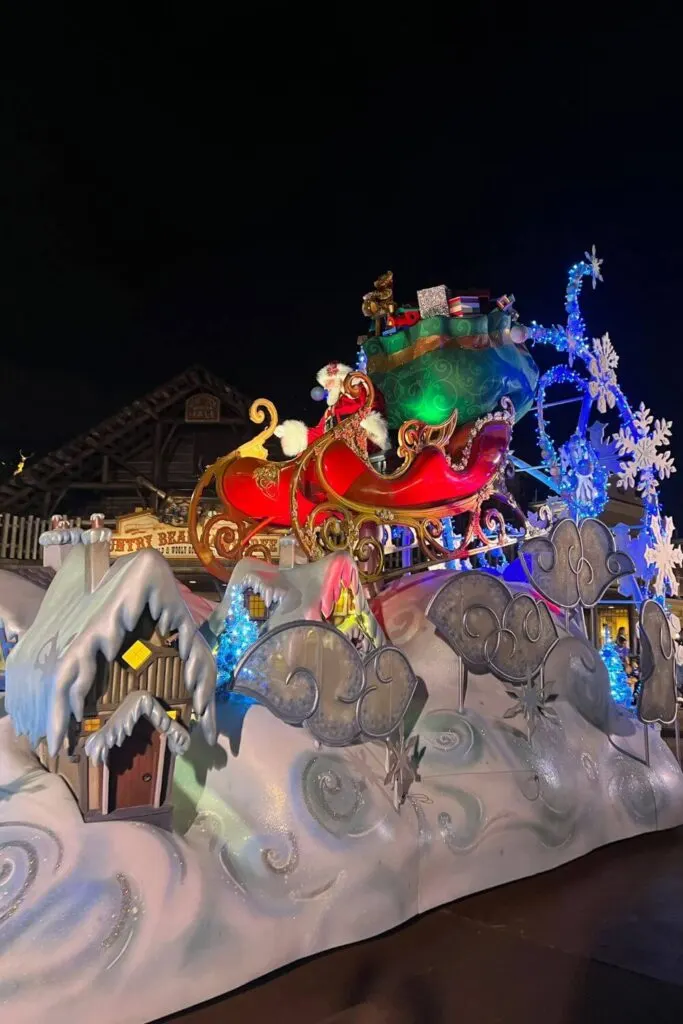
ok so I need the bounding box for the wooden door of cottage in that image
[107,718,161,811]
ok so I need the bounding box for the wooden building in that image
[0,365,255,596]
[0,364,252,523]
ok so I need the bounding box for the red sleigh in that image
[188,372,529,582]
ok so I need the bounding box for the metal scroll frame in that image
[518,517,636,616]
[231,618,419,747]
[425,571,560,739]
[637,599,680,768]
[588,595,683,767]
[517,517,663,767]
[288,376,528,583]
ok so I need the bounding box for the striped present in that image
[449,296,481,317]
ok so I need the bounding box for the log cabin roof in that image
[0,365,251,516]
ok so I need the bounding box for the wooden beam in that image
[50,488,69,517]
[65,482,157,490]
[152,422,163,514]
[160,424,178,458]
[84,438,166,500]
[152,422,163,483]
[64,480,202,490]
[157,416,249,427]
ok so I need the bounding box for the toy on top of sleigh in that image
[273,361,390,459]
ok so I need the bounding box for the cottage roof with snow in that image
[0,567,48,643]
[5,540,217,757]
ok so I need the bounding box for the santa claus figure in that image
[274,362,390,458]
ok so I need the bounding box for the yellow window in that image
[121,639,153,671]
[247,592,267,620]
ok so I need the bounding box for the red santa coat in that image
[275,371,389,458]
[307,389,387,446]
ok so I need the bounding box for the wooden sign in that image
[110,512,199,559]
[110,511,280,561]
[185,393,220,423]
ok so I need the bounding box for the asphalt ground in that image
[168,825,683,1024]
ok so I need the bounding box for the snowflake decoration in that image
[587,421,621,475]
[587,333,619,414]
[384,720,423,811]
[557,433,609,519]
[613,403,676,498]
[613,522,648,600]
[667,613,683,669]
[668,614,683,668]
[644,514,683,598]
[585,244,604,289]
[503,677,560,738]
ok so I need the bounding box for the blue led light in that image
[215,585,260,694]
[441,517,458,570]
[534,365,609,517]
[528,250,671,596]
[600,640,634,707]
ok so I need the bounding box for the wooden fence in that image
[0,513,85,562]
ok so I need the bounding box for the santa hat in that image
[317,362,353,390]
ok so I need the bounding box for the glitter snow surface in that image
[2,572,683,1024]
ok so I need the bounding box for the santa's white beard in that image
[326,384,343,406]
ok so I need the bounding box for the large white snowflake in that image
[585,244,604,289]
[644,515,683,597]
[613,522,648,600]
[613,403,676,497]
[587,332,618,413]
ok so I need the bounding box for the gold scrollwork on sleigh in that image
[253,464,280,499]
[187,397,283,581]
[396,409,459,463]
[289,377,528,581]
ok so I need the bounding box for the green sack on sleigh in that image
[362,309,539,429]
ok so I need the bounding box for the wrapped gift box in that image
[449,296,481,317]
[387,307,421,329]
[417,285,450,319]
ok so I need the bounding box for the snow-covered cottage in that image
[5,515,217,829]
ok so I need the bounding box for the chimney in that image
[278,535,296,571]
[82,513,112,593]
[39,516,83,571]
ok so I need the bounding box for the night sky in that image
[3,12,681,507]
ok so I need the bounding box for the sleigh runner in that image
[188,371,537,583]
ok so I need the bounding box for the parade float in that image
[1,249,682,1024]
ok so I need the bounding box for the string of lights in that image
[527,248,675,598]
[600,640,635,708]
[215,585,260,695]
[535,367,610,519]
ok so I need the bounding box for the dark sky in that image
[3,11,681,506]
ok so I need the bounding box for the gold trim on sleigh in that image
[188,372,541,584]
[187,397,290,581]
